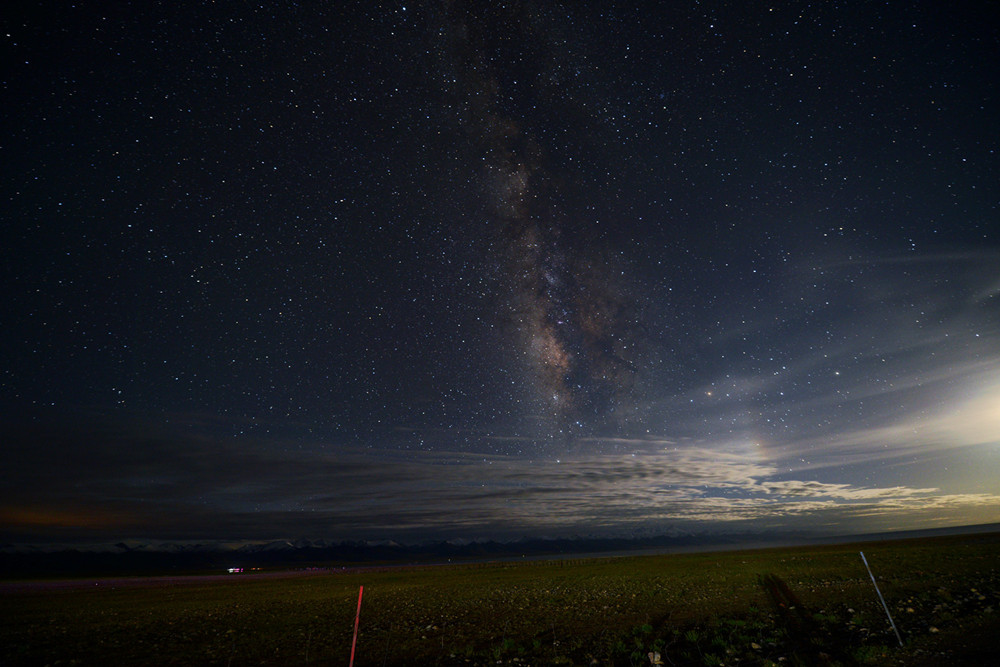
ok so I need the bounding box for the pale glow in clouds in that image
[778,374,1000,469]
[878,378,1000,450]
[941,383,1000,447]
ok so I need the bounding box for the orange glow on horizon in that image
[0,505,136,530]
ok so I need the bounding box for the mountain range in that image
[4,523,998,578]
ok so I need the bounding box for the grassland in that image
[2,532,998,666]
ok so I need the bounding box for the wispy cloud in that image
[5,415,998,542]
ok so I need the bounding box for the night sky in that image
[3,1,999,546]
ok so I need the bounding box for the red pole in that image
[349,585,364,667]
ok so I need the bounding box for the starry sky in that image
[3,1,999,546]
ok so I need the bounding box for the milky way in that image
[437,2,644,437]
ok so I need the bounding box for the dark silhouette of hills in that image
[0,533,726,578]
[3,522,998,579]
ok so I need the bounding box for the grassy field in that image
[2,532,998,666]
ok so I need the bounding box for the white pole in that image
[860,551,903,647]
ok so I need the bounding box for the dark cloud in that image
[6,414,998,544]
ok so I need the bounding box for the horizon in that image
[6,519,999,556]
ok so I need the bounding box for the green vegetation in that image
[2,532,998,665]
